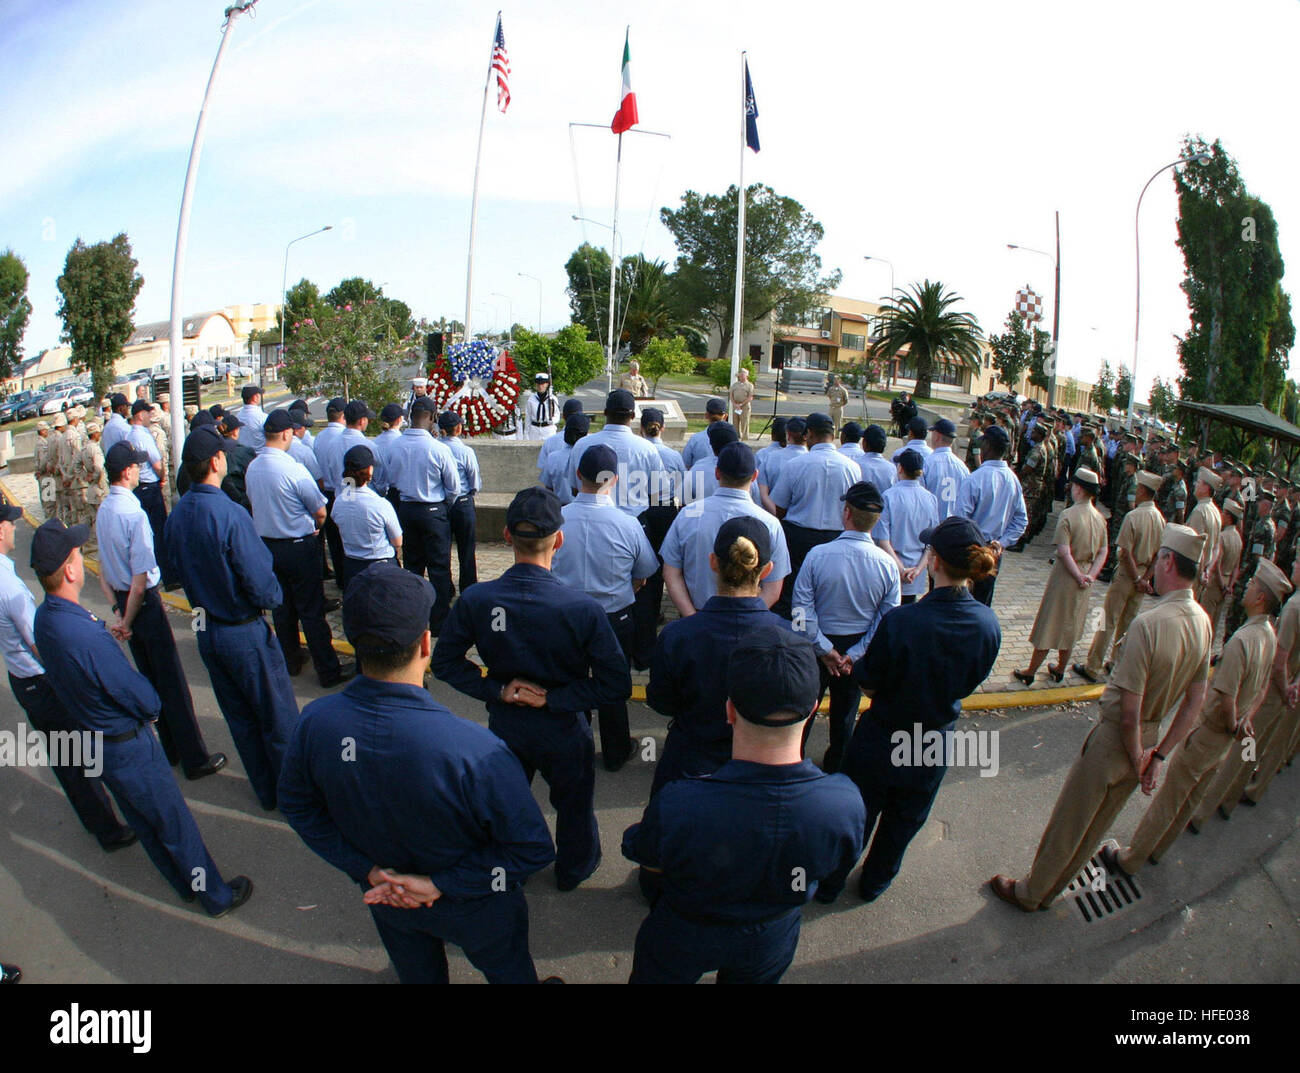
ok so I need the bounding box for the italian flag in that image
[610,29,638,134]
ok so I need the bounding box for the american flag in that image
[492,16,510,113]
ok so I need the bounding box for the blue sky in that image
[4,0,1299,403]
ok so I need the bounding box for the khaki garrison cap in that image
[1197,466,1223,492]
[1224,500,1244,518]
[1136,471,1164,492]
[1161,523,1205,562]
[1253,559,1293,604]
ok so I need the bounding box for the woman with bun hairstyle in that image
[817,516,1001,905]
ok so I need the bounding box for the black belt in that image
[663,901,798,928]
[400,500,445,506]
[208,612,262,627]
[531,420,555,427]
[103,723,148,744]
[263,535,312,544]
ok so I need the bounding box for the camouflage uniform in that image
[1017,433,1049,543]
[1039,428,1057,525]
[148,416,172,504]
[74,429,108,529]
[1101,460,1138,581]
[1224,507,1277,639]
[33,427,57,520]
[52,423,80,525]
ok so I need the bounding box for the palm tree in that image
[871,279,984,400]
[619,256,693,355]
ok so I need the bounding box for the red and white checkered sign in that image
[1015,287,1043,323]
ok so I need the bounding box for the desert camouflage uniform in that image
[33,430,57,520]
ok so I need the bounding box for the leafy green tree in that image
[1115,365,1133,410]
[278,278,325,348]
[661,183,842,359]
[987,309,1031,390]
[324,277,415,342]
[1174,136,1294,440]
[1093,360,1116,412]
[869,280,983,400]
[510,325,605,395]
[55,233,144,399]
[638,334,695,393]
[1025,325,1053,392]
[565,243,612,342]
[1149,376,1179,421]
[706,355,756,390]
[280,299,409,404]
[0,250,33,382]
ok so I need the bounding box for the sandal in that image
[1012,669,1035,686]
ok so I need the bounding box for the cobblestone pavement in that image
[2,469,1217,697]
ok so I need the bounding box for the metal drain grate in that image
[1065,853,1142,923]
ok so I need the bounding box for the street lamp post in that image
[167,0,258,456]
[863,255,895,386]
[1007,213,1061,407]
[279,225,333,386]
[491,292,514,345]
[573,215,620,390]
[1129,154,1209,430]
[517,272,542,332]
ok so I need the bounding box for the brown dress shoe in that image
[987,874,1031,911]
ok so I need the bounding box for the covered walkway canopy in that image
[1177,400,1300,472]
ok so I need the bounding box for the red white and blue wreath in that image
[427,340,522,437]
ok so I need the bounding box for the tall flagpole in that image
[463,12,500,344]
[606,131,623,393]
[728,52,748,387]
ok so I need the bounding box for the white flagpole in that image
[463,12,500,344]
[728,52,748,387]
[606,130,624,393]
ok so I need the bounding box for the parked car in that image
[153,359,215,384]
[0,391,36,423]
[214,360,254,379]
[39,387,81,415]
[18,392,51,420]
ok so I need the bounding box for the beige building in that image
[118,310,240,376]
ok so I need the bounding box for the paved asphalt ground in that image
[1,512,1297,985]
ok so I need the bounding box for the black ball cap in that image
[181,427,225,464]
[208,403,225,418]
[506,486,563,538]
[806,411,835,434]
[640,406,665,427]
[981,425,1009,448]
[604,389,636,415]
[706,421,739,451]
[918,515,986,567]
[0,503,24,523]
[897,448,925,473]
[577,443,618,483]
[104,442,149,472]
[842,480,884,511]
[327,396,346,415]
[221,411,243,431]
[716,441,756,482]
[380,403,404,422]
[263,409,294,434]
[345,400,374,423]
[565,413,590,435]
[841,421,863,441]
[785,416,807,438]
[241,385,262,404]
[190,411,217,429]
[411,396,438,416]
[727,633,821,727]
[109,393,129,410]
[561,398,584,418]
[343,444,375,471]
[713,514,771,565]
[437,410,463,432]
[342,561,435,655]
[907,416,928,437]
[864,424,888,452]
[705,397,727,416]
[30,518,90,577]
[929,418,956,437]
[130,399,154,415]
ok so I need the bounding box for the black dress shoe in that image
[1098,843,1129,876]
[319,662,357,689]
[1072,663,1100,684]
[185,753,228,780]
[602,738,638,772]
[1217,805,1231,821]
[322,597,341,613]
[284,660,302,677]
[209,876,253,918]
[99,828,138,853]
[0,963,21,984]
[1239,795,1257,808]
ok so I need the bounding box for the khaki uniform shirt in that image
[731,379,756,410]
[1200,614,1275,734]
[1099,588,1212,746]
[76,440,108,505]
[1117,500,1166,572]
[825,385,848,410]
[1186,496,1222,576]
[1217,526,1242,588]
[618,372,649,396]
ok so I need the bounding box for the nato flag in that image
[744,58,760,153]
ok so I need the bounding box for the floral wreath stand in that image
[426,340,522,437]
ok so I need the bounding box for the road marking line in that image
[9,833,388,971]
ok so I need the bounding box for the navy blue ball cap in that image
[342,561,435,654]
[727,632,821,727]
[716,441,756,482]
[130,399,154,415]
[981,425,1009,448]
[380,403,404,422]
[344,400,374,423]
[30,518,90,577]
[264,410,294,435]
[577,443,618,483]
[506,486,563,538]
[640,406,665,427]
[785,416,807,438]
[190,410,217,429]
[706,421,739,451]
[564,413,590,435]
[220,411,243,431]
[918,516,987,567]
[291,411,313,429]
[181,427,225,464]
[343,444,375,471]
[327,396,347,415]
[437,410,463,432]
[713,514,771,566]
[0,503,24,523]
[841,421,863,441]
[705,397,727,416]
[109,393,129,410]
[288,398,309,413]
[604,389,636,415]
[842,480,884,511]
[907,415,929,437]
[241,384,262,404]
[104,442,149,472]
[208,403,225,418]
[561,398,584,418]
[411,396,438,416]
[897,448,924,473]
[806,411,834,434]
[863,424,888,452]
[929,418,956,437]
[771,416,789,439]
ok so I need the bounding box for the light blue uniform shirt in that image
[839,442,867,474]
[770,442,859,530]
[0,553,45,678]
[860,452,896,491]
[891,438,933,463]
[876,478,940,597]
[125,423,161,483]
[288,435,323,481]
[442,436,482,498]
[95,484,160,590]
[792,530,901,662]
[371,427,403,495]
[681,426,717,470]
[759,443,805,493]
[552,492,659,613]
[568,423,666,517]
[235,404,268,452]
[661,487,792,610]
[331,483,402,560]
[956,459,1027,547]
[646,437,686,505]
[245,446,328,539]
[323,426,370,494]
[920,445,970,520]
[312,421,347,492]
[684,456,762,507]
[100,413,131,456]
[299,427,315,451]
[537,431,569,474]
[387,428,461,503]
[541,441,577,504]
